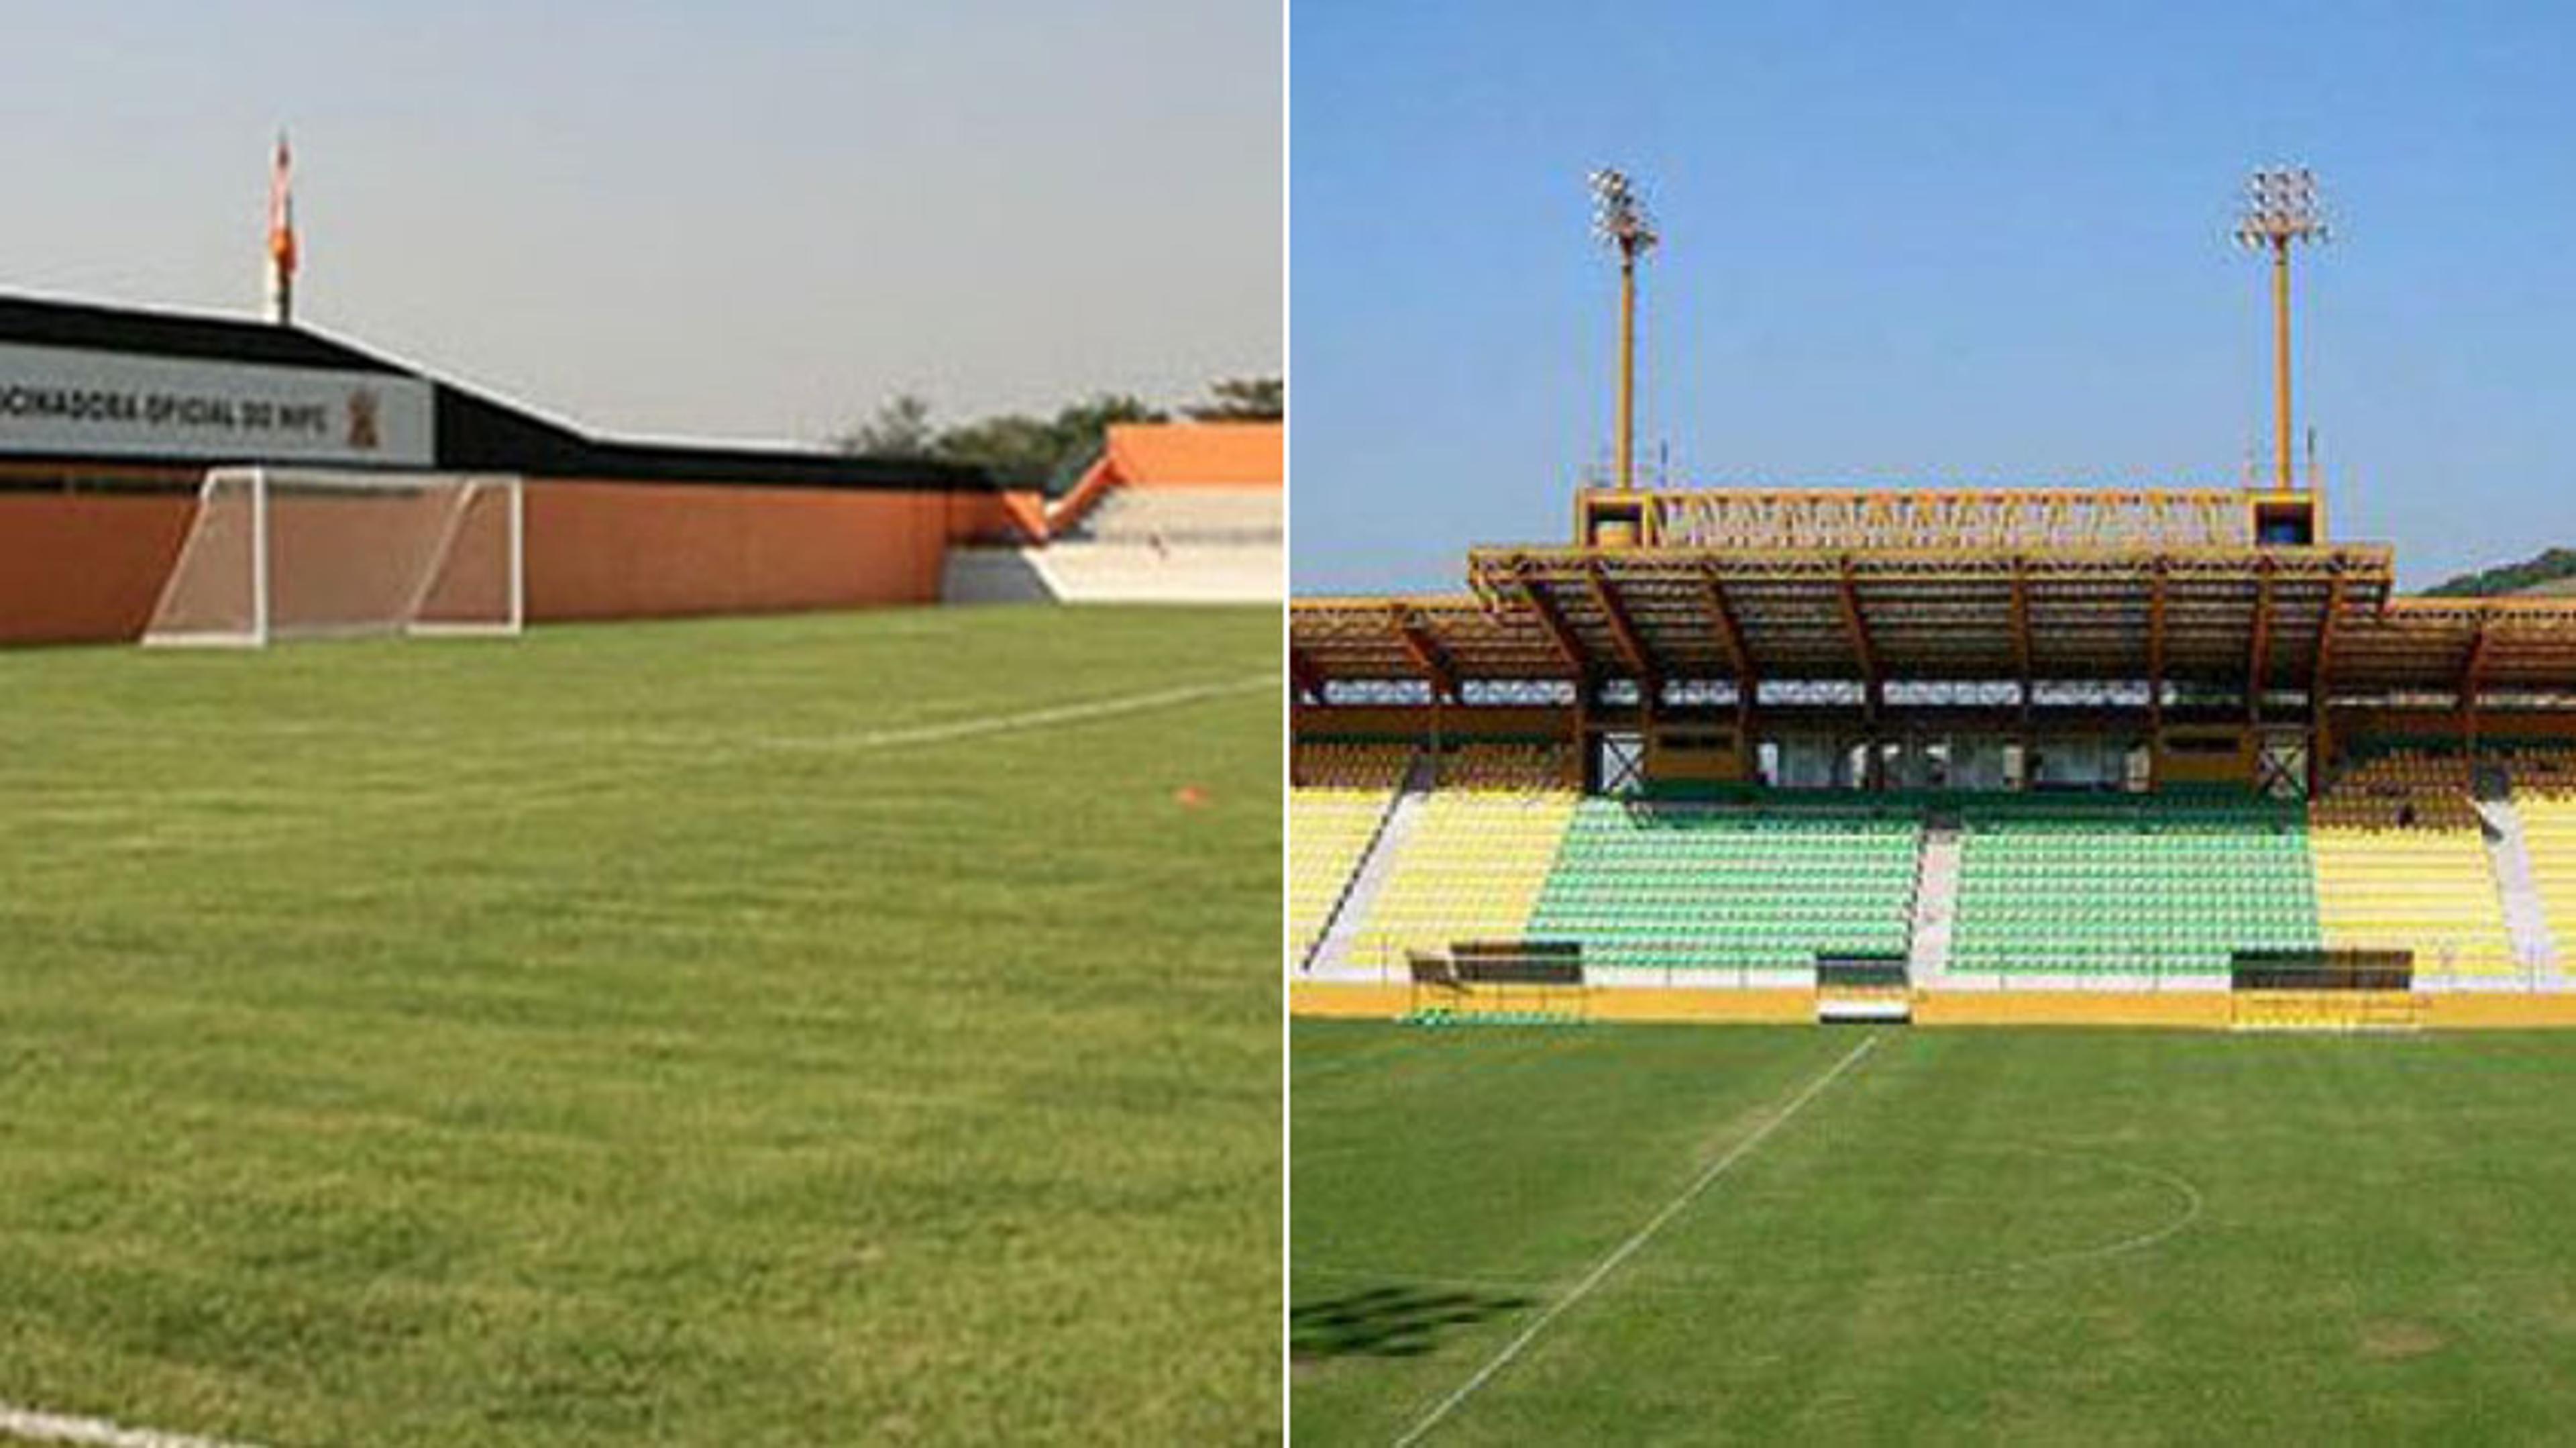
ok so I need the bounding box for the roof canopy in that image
[1293,542,2576,704]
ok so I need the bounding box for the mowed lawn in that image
[0,605,1278,1445]
[1295,1021,2576,1444]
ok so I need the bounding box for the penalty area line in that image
[0,1400,262,1448]
[1390,1031,1884,1448]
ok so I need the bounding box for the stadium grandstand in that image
[1291,479,2576,1028]
[1291,170,2576,1032]
[942,419,1281,603]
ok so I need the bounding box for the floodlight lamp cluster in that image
[2234,166,2328,248]
[1589,167,1658,256]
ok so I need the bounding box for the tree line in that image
[835,376,1281,492]
[2424,546,2576,598]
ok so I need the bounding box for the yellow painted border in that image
[2423,994,2576,1029]
[1289,982,2576,1030]
[1911,991,2231,1029]
[1287,982,1809,1023]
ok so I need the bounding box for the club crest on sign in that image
[347,386,381,450]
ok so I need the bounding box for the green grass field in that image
[1295,1021,2576,1444]
[0,605,1278,1445]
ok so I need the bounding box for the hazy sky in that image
[1295,0,2576,593]
[3,0,1279,445]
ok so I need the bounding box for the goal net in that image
[142,468,525,647]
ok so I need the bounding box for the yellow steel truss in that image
[1624,486,2266,551]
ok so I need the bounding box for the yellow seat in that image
[1349,792,1577,968]
[2310,750,2515,976]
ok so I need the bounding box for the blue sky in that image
[2,1,1277,443]
[1291,0,2576,592]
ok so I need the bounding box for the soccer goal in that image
[142,467,525,647]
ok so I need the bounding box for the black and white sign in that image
[0,340,435,467]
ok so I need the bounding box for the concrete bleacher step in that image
[1906,823,1963,980]
[1309,788,1428,975]
[1074,486,1281,546]
[939,542,1281,604]
[939,546,1058,603]
[2473,796,2559,972]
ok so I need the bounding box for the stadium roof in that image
[0,293,404,374]
[1291,541,2576,703]
[1102,421,1281,487]
[0,290,992,493]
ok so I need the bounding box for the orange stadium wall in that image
[521,480,953,622]
[943,487,1049,546]
[0,494,195,644]
[0,480,989,643]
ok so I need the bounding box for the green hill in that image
[2423,546,2576,597]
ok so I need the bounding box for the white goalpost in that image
[142,467,525,648]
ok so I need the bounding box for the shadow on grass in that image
[1291,1283,1537,1361]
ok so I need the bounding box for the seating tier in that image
[2311,750,2514,976]
[1527,803,1919,970]
[1346,794,1578,968]
[1289,788,1394,965]
[1950,796,2319,975]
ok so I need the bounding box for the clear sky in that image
[3,0,1279,444]
[1292,0,2576,593]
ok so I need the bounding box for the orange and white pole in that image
[266,133,298,325]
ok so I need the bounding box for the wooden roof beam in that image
[2008,556,2035,720]
[1700,566,1756,688]
[2459,620,2493,715]
[1586,563,1657,684]
[1389,604,1459,701]
[2147,560,2167,730]
[1835,556,1881,720]
[2312,567,2347,705]
[1516,568,1593,676]
[2246,560,2274,723]
[1289,646,1326,704]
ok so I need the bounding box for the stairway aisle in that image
[1906,822,1964,982]
[2473,796,2559,974]
[1307,788,1428,976]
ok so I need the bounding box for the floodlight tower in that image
[2233,166,2327,493]
[1590,167,1659,491]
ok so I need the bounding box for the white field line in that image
[1303,1140,2205,1301]
[486,671,1269,802]
[13,672,1271,857]
[1986,1145,2204,1274]
[1391,1032,1884,1448]
[743,673,1271,757]
[0,1401,260,1448]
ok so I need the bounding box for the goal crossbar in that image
[142,467,525,648]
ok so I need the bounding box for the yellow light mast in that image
[2233,167,2327,494]
[1589,168,1659,492]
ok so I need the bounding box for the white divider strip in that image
[1392,1031,1884,1447]
[0,1400,260,1448]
